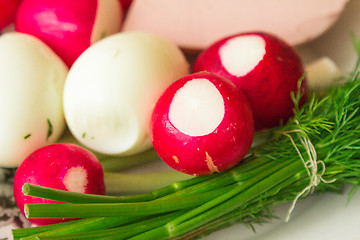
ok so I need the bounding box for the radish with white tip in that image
[193,32,308,131]
[13,143,105,226]
[150,72,254,176]
[15,0,124,67]
[0,32,68,168]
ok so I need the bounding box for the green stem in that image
[22,183,139,203]
[22,174,210,204]
[172,169,309,240]
[158,157,272,200]
[167,159,290,227]
[22,156,268,205]
[24,185,237,219]
[12,219,84,239]
[129,160,303,240]
[104,170,192,195]
[34,211,185,240]
[170,160,304,238]
[20,216,142,240]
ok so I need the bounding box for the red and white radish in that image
[122,0,348,50]
[0,0,21,31]
[63,31,189,156]
[0,32,68,168]
[15,0,124,67]
[193,32,308,131]
[150,72,254,176]
[13,143,105,226]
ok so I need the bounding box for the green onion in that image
[24,185,237,219]
[18,217,144,240]
[32,211,185,240]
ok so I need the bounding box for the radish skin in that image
[13,143,105,226]
[15,0,123,67]
[0,32,68,168]
[193,32,308,131]
[0,0,20,31]
[150,72,254,176]
[63,31,189,156]
[120,0,133,14]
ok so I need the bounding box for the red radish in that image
[122,0,347,50]
[193,32,308,131]
[0,0,21,31]
[13,143,105,226]
[15,0,123,67]
[120,0,133,14]
[150,72,254,176]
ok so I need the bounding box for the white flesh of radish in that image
[219,35,266,77]
[90,0,123,44]
[169,78,225,136]
[62,166,88,193]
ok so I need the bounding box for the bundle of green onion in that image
[12,44,360,240]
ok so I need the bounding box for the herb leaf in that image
[46,119,53,141]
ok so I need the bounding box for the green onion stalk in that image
[13,46,360,239]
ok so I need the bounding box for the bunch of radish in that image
[149,32,308,176]
[0,0,323,228]
[193,32,308,130]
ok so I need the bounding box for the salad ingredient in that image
[104,170,192,194]
[122,0,348,50]
[63,31,189,156]
[13,143,105,226]
[15,0,124,67]
[193,32,308,131]
[0,32,68,168]
[305,56,343,90]
[150,72,254,175]
[0,0,20,31]
[14,53,360,239]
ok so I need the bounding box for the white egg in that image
[63,31,189,156]
[0,32,68,168]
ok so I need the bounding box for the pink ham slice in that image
[122,0,348,50]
